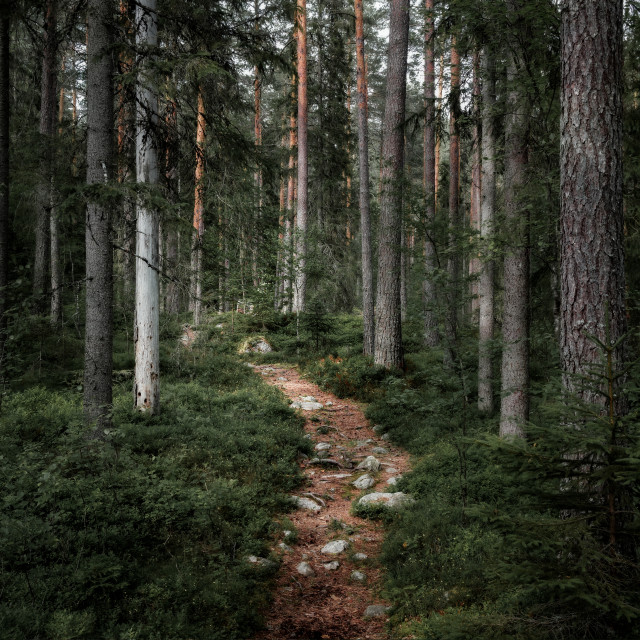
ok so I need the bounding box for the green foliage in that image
[0,346,307,639]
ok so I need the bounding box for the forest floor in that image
[250,363,412,640]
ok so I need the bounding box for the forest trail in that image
[250,363,411,640]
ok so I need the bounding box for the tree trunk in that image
[499,50,529,438]
[560,0,626,408]
[446,36,461,354]
[478,48,496,414]
[84,0,114,435]
[374,0,410,370]
[422,0,439,347]
[190,90,205,325]
[469,49,481,317]
[283,87,296,314]
[293,0,308,313]
[355,0,374,356]
[33,0,58,311]
[164,96,180,315]
[0,12,9,356]
[134,0,160,414]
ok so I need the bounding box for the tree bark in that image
[422,0,439,348]
[283,81,297,314]
[478,48,496,414]
[560,0,626,407]
[0,12,9,354]
[499,49,529,438]
[33,0,58,311]
[190,89,205,325]
[293,0,307,313]
[373,0,410,370]
[469,49,481,317]
[446,36,460,354]
[355,0,374,356]
[84,0,114,435]
[134,0,159,414]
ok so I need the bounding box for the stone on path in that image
[297,562,315,577]
[364,605,391,618]
[358,492,414,509]
[385,467,399,474]
[315,442,332,452]
[351,570,366,582]
[291,400,324,410]
[352,474,376,490]
[321,539,349,554]
[372,447,388,455]
[353,553,368,561]
[356,456,381,472]
[386,476,400,486]
[278,543,293,552]
[292,496,322,512]
[323,561,340,570]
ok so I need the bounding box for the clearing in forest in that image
[251,363,411,640]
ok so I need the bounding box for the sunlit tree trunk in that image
[293,0,307,313]
[84,0,114,435]
[499,49,529,438]
[355,0,374,356]
[374,0,409,370]
[478,48,496,414]
[422,0,439,347]
[33,0,57,311]
[560,0,626,409]
[189,90,205,325]
[134,0,160,414]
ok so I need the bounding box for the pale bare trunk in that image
[134,0,160,414]
[469,49,481,317]
[478,49,496,414]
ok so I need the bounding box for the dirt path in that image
[251,363,412,640]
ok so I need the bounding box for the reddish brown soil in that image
[251,363,411,640]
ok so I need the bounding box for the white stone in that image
[291,401,324,410]
[386,476,399,486]
[301,395,317,402]
[278,543,293,552]
[323,561,340,570]
[315,442,332,451]
[372,447,388,455]
[325,401,333,406]
[385,467,399,474]
[321,539,350,554]
[297,562,315,577]
[352,474,376,490]
[351,570,366,582]
[246,555,275,568]
[292,496,322,512]
[283,530,293,538]
[357,492,414,509]
[353,553,368,561]
[356,456,381,472]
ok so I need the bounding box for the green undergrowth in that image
[1,332,309,639]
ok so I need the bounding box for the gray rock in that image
[315,442,332,451]
[301,395,317,402]
[357,492,414,509]
[323,473,352,479]
[246,555,275,568]
[323,561,340,570]
[356,456,381,472]
[216,323,224,329]
[353,553,368,561]
[296,562,315,577]
[364,605,391,618]
[351,570,366,582]
[386,476,399,486]
[283,530,293,538]
[278,377,288,381]
[372,447,388,455]
[291,401,324,410]
[352,474,376,490]
[292,496,322,512]
[385,467,399,474]
[372,424,384,433]
[325,401,333,406]
[278,542,293,552]
[381,433,391,441]
[321,539,349,554]
[251,339,273,353]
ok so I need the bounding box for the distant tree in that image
[0,7,9,354]
[134,0,160,414]
[84,0,114,434]
[355,0,374,355]
[374,0,410,369]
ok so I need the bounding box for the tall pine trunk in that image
[468,49,481,317]
[422,0,439,347]
[0,12,9,361]
[560,0,626,408]
[84,0,114,435]
[293,0,307,313]
[33,0,57,311]
[374,0,410,370]
[499,49,529,438]
[478,48,496,414]
[355,0,374,356]
[190,90,205,325]
[134,0,160,414]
